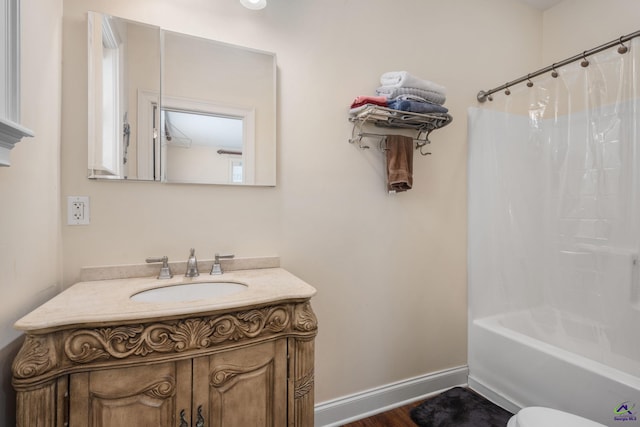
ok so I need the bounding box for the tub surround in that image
[12,260,317,426]
[469,314,640,426]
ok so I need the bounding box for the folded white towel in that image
[380,71,447,96]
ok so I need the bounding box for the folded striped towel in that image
[376,86,446,106]
[380,71,447,95]
[387,99,449,114]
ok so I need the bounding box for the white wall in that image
[0,0,63,424]
[60,0,543,404]
[543,0,640,64]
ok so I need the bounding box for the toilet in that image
[507,407,607,427]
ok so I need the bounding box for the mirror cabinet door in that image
[88,12,161,181]
[87,13,276,186]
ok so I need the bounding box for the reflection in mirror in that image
[160,102,254,184]
[162,31,275,185]
[87,13,277,186]
[87,12,161,180]
[163,110,243,184]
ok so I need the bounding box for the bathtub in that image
[468,309,640,426]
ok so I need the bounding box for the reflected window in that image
[100,19,121,175]
[161,109,246,184]
[88,14,125,177]
[230,160,243,183]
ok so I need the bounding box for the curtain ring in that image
[504,84,511,96]
[618,37,629,54]
[580,51,590,67]
[526,74,534,87]
[551,64,559,78]
[419,144,432,156]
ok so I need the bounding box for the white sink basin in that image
[131,281,247,303]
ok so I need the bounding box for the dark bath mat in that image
[410,387,513,427]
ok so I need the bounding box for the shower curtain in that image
[468,38,640,378]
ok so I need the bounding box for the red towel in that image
[350,96,388,109]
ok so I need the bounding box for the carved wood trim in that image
[294,369,314,399]
[16,381,57,427]
[210,360,272,388]
[291,333,315,426]
[293,301,317,333]
[89,376,176,400]
[63,305,291,364]
[12,335,58,380]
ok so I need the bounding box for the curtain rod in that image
[477,30,640,103]
[217,149,242,155]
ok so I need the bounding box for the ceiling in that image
[517,0,563,10]
[163,110,243,149]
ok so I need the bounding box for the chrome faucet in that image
[145,256,173,279]
[185,248,199,277]
[210,253,235,275]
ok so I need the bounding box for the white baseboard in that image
[314,365,469,427]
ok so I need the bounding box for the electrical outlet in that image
[67,196,90,225]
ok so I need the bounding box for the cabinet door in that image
[193,339,288,427]
[69,360,191,427]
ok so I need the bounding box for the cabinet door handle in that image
[179,409,188,427]
[196,405,205,427]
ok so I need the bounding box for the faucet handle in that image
[215,253,234,261]
[211,253,234,275]
[146,256,173,279]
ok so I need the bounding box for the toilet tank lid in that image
[516,407,607,427]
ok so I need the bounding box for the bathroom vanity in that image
[12,262,317,426]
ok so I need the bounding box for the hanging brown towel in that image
[386,135,414,192]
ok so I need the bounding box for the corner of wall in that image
[0,337,23,427]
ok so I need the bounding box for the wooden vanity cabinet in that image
[69,360,192,426]
[195,339,288,426]
[13,301,317,427]
[68,340,287,426]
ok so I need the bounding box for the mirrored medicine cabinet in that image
[87,12,276,186]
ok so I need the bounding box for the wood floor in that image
[341,401,421,427]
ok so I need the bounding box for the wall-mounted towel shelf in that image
[348,105,453,156]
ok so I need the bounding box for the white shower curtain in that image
[468,38,640,377]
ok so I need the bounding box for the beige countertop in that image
[15,267,316,333]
